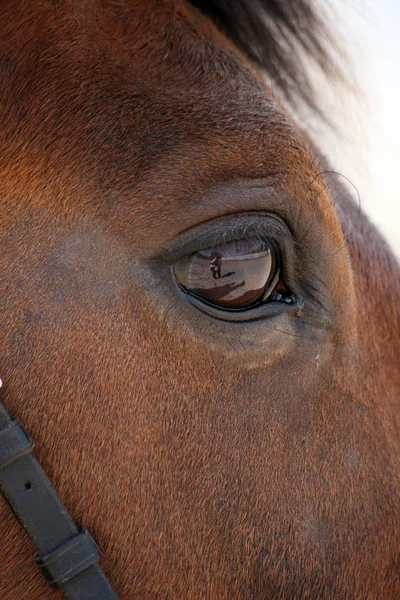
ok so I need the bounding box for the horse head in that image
[0,1,399,598]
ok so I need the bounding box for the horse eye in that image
[173,237,292,310]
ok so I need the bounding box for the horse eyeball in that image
[173,237,280,310]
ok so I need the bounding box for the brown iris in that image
[173,237,280,310]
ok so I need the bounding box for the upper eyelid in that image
[156,212,293,265]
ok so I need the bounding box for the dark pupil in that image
[173,237,277,309]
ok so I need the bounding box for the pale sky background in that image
[311,0,400,258]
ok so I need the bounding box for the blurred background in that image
[313,0,399,257]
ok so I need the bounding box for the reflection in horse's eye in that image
[173,237,283,310]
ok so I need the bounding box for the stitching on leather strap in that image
[0,419,34,471]
[35,530,101,587]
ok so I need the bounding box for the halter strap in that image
[0,383,119,599]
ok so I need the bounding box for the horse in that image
[0,1,399,598]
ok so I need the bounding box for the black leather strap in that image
[0,394,119,599]
[0,418,33,470]
[36,529,101,586]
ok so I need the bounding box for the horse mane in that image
[188,0,342,116]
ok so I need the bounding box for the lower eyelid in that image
[179,287,301,322]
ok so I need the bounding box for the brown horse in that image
[0,1,399,598]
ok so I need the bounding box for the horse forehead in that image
[7,0,285,141]
[3,0,313,232]
[84,2,287,146]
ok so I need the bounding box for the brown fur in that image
[0,1,399,598]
